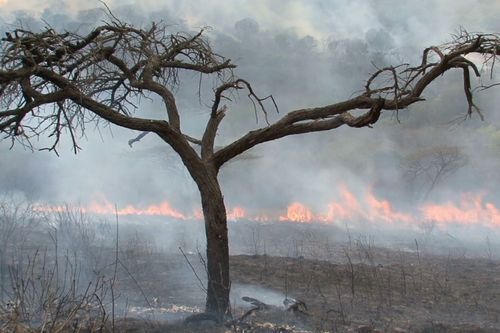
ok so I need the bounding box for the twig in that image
[179,247,207,293]
[110,204,119,333]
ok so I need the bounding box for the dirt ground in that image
[2,218,500,332]
[112,243,500,333]
[229,254,500,332]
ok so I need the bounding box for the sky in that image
[1,0,500,234]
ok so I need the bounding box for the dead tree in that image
[0,14,499,322]
[401,145,468,200]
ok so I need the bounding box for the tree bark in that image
[192,165,231,321]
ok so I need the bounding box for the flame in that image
[277,186,412,225]
[115,202,186,219]
[227,206,246,221]
[35,198,187,220]
[421,193,500,228]
[312,185,360,222]
[279,202,313,223]
[193,209,204,220]
[33,186,500,229]
[365,191,413,223]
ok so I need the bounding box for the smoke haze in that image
[1,0,500,244]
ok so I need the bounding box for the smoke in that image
[1,1,500,245]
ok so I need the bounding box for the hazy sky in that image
[1,0,500,226]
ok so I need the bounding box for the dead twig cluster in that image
[0,247,111,333]
[0,14,235,153]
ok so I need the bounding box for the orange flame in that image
[227,206,246,221]
[279,202,313,223]
[316,186,360,222]
[365,191,413,223]
[276,186,412,225]
[35,198,187,220]
[421,193,500,228]
[33,187,500,229]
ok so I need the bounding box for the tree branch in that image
[1,21,498,174]
[202,105,226,160]
[211,97,378,168]
[0,20,236,156]
[211,32,500,168]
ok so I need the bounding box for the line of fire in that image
[34,185,500,228]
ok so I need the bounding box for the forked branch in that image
[211,31,500,168]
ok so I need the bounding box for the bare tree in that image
[401,145,468,200]
[0,12,499,321]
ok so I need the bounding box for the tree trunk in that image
[196,170,231,322]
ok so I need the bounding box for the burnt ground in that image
[229,254,500,332]
[110,243,500,332]
[2,218,500,332]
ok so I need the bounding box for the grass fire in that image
[35,186,500,229]
[1,1,500,332]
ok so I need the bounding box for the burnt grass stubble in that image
[0,210,499,333]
